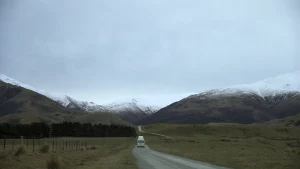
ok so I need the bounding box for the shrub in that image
[15,146,26,157]
[40,145,50,153]
[90,146,97,150]
[47,155,62,169]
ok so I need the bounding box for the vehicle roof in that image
[138,136,144,140]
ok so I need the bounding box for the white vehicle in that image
[137,136,145,148]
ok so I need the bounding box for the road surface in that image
[133,126,230,169]
[137,126,171,139]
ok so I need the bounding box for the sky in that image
[0,0,299,106]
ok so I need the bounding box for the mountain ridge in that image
[187,71,300,100]
[0,73,159,124]
[0,73,160,113]
[0,80,131,125]
[138,71,300,125]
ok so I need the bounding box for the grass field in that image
[0,137,138,169]
[141,124,300,169]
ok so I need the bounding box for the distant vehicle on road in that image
[137,136,145,148]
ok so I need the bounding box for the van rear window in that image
[138,140,144,143]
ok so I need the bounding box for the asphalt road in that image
[133,126,230,169]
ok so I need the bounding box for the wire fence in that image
[0,137,90,152]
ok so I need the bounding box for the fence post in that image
[33,138,35,152]
[3,138,5,150]
[55,139,56,151]
[21,136,23,145]
[12,137,15,150]
[52,138,54,151]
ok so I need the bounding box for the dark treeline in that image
[0,122,136,138]
[52,122,136,137]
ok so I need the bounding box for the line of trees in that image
[0,122,137,138]
[52,122,136,137]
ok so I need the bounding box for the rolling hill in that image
[138,71,300,124]
[263,113,300,126]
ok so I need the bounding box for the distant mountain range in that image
[137,71,300,125]
[1,71,299,125]
[0,73,159,124]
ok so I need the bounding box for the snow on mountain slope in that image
[104,99,160,114]
[232,71,300,95]
[0,73,159,113]
[187,71,300,99]
[0,73,106,112]
[0,73,68,103]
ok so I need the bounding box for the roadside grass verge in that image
[0,137,138,169]
[142,124,300,169]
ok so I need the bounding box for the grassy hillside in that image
[142,124,300,169]
[264,113,300,126]
[0,81,131,125]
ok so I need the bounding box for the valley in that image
[1,72,300,169]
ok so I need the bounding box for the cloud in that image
[0,0,299,106]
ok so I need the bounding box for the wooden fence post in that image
[21,136,23,145]
[12,137,15,150]
[52,138,54,151]
[3,138,5,150]
[33,138,35,152]
[55,139,58,151]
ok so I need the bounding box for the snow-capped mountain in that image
[105,99,160,114]
[104,99,160,124]
[138,71,300,125]
[0,73,159,114]
[187,71,300,100]
[0,73,108,112]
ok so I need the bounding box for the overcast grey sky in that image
[0,0,299,106]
